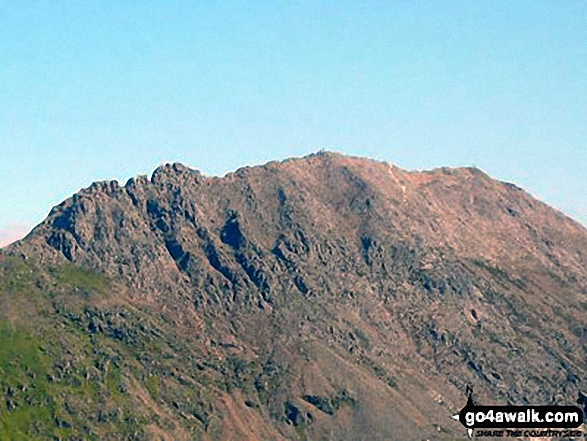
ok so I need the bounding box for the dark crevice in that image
[220,212,246,250]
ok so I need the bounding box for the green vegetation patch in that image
[50,264,108,294]
[0,321,55,440]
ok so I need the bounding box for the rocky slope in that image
[2,151,587,440]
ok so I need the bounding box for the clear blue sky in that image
[1,1,586,246]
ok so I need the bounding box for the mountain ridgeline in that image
[2,152,587,440]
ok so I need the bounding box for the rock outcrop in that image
[2,152,586,440]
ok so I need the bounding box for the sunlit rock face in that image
[3,152,587,440]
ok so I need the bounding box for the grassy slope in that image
[0,256,202,440]
[0,256,325,441]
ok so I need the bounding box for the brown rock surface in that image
[3,151,587,440]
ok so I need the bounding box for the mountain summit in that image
[2,152,586,440]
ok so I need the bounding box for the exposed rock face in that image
[4,152,587,440]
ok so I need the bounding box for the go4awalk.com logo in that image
[452,388,584,438]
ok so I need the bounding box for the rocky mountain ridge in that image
[2,151,586,440]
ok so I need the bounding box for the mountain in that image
[2,151,586,440]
